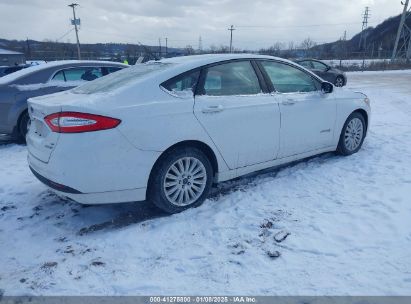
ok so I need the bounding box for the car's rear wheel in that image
[337,112,366,156]
[335,76,344,87]
[18,111,30,141]
[148,147,213,214]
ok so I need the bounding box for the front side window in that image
[311,61,328,71]
[107,67,122,74]
[65,68,102,81]
[298,61,313,69]
[162,70,200,95]
[260,61,318,93]
[202,61,261,96]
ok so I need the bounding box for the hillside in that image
[0,38,185,63]
[314,14,411,59]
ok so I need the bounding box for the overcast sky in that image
[0,0,403,50]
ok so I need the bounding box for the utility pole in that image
[165,37,168,57]
[26,38,31,60]
[359,7,370,49]
[198,36,203,53]
[158,38,162,58]
[392,0,410,60]
[68,3,81,60]
[339,30,347,68]
[228,25,235,53]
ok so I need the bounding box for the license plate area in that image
[31,118,50,138]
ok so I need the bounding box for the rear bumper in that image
[27,128,161,204]
[29,159,147,204]
[29,166,82,194]
[51,186,147,205]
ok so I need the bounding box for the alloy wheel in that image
[344,117,364,151]
[335,77,344,87]
[163,157,207,206]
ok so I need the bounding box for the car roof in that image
[296,58,325,63]
[0,60,128,85]
[154,54,292,75]
[158,54,289,71]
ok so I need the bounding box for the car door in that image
[193,60,280,169]
[257,60,336,157]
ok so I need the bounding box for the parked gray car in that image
[0,65,30,77]
[0,60,128,139]
[295,59,347,87]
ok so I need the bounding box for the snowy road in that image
[1,70,411,295]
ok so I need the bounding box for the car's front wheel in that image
[337,112,366,156]
[148,147,213,214]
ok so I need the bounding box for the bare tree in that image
[260,42,283,56]
[300,37,317,57]
[185,45,195,55]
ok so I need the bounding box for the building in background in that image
[0,48,25,66]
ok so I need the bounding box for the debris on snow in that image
[274,231,291,243]
[267,251,281,259]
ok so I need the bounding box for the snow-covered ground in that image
[1,70,411,295]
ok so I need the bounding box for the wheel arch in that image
[337,108,369,146]
[352,108,368,131]
[146,140,219,195]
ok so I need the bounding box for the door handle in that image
[201,105,224,113]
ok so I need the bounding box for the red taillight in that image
[44,112,121,133]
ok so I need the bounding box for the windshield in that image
[72,62,173,94]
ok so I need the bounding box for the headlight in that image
[364,97,370,106]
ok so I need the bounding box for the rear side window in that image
[161,70,200,95]
[260,61,318,93]
[51,67,103,82]
[73,63,173,94]
[202,61,261,96]
[52,70,65,81]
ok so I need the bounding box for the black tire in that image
[148,146,213,214]
[337,112,366,156]
[17,111,30,141]
[334,76,345,87]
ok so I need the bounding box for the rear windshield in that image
[72,62,172,94]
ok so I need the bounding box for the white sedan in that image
[27,54,370,214]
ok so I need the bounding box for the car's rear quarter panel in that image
[112,82,230,174]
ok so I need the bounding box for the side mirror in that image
[325,66,331,72]
[321,81,333,94]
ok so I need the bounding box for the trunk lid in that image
[26,98,62,163]
[26,90,115,163]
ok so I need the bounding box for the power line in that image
[236,22,374,29]
[56,28,74,42]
